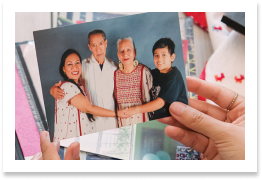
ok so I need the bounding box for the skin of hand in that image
[125,106,137,116]
[117,108,130,118]
[50,81,65,100]
[125,98,165,116]
[158,76,245,160]
[31,131,80,160]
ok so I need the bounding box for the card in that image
[33,12,188,142]
[15,66,41,157]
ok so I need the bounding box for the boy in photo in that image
[125,38,188,119]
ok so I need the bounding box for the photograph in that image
[33,12,188,142]
[4,0,255,172]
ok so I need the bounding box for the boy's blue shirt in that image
[149,66,188,120]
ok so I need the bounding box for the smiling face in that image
[117,39,136,69]
[63,53,82,84]
[88,33,107,63]
[154,46,176,73]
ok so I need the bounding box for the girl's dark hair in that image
[59,49,95,122]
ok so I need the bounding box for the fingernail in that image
[40,131,50,142]
[170,102,187,116]
[72,142,80,160]
[31,152,42,160]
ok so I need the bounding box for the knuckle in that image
[190,111,205,127]
[41,147,49,156]
[209,88,222,103]
[212,126,229,141]
[40,142,50,157]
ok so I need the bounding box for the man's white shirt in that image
[80,55,117,132]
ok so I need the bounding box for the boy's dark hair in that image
[59,49,95,122]
[88,29,106,45]
[152,38,175,55]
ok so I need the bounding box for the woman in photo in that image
[54,49,127,142]
[114,37,153,127]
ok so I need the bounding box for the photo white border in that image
[3,0,257,173]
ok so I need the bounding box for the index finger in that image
[186,76,244,110]
[169,102,228,141]
[56,88,65,94]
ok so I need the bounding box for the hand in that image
[125,107,138,116]
[50,81,65,100]
[158,77,245,160]
[31,131,80,160]
[117,108,130,118]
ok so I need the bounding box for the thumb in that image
[40,131,61,160]
[169,102,228,140]
[64,142,80,160]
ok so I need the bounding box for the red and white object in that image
[205,30,245,100]
[198,12,245,103]
[184,12,208,32]
[206,12,229,51]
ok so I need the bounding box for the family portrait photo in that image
[34,12,188,142]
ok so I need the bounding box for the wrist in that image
[134,106,139,114]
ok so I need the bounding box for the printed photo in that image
[34,12,188,142]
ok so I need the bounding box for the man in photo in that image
[126,38,188,119]
[50,30,117,132]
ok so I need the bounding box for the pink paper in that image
[15,66,41,157]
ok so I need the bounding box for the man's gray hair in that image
[88,29,106,45]
[117,37,136,51]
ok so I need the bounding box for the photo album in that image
[33,12,188,142]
